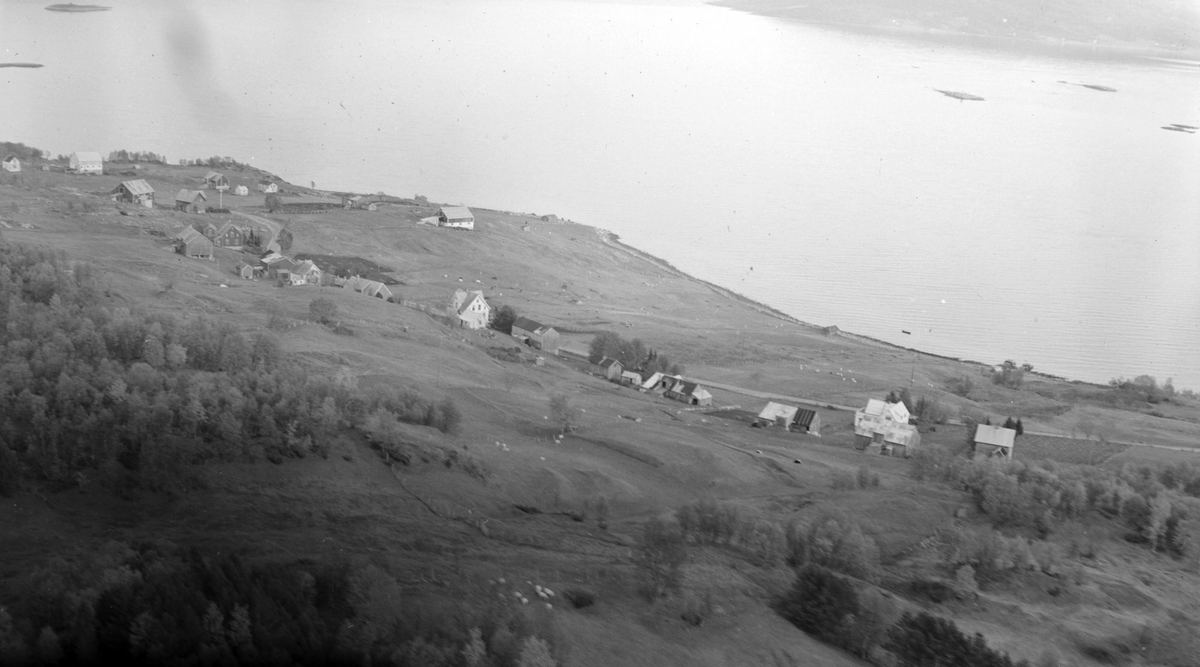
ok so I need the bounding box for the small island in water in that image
[0,63,44,68]
[1059,81,1118,92]
[45,3,111,12]
[934,89,984,101]
[1162,124,1197,133]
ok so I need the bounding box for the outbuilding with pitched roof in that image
[175,226,213,259]
[111,179,155,207]
[511,316,560,354]
[437,206,475,230]
[69,152,103,174]
[973,425,1017,460]
[174,189,208,213]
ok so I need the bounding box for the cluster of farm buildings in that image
[100,153,1023,462]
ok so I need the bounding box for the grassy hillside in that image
[1,156,1199,666]
[713,0,1200,54]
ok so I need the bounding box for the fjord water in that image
[2,0,1197,388]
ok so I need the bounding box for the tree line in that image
[0,238,461,498]
[1,538,562,666]
[588,331,683,376]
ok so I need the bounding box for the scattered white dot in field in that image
[540,456,545,461]
[498,578,506,584]
[545,603,553,610]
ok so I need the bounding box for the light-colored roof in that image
[455,289,487,314]
[439,205,473,219]
[621,370,642,381]
[862,398,909,423]
[758,402,799,422]
[640,372,664,389]
[115,179,153,195]
[71,151,102,163]
[175,189,207,203]
[293,260,319,275]
[974,425,1017,449]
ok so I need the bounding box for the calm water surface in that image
[2,0,1197,388]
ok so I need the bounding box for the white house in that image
[69,152,103,175]
[257,180,279,193]
[289,260,323,286]
[233,185,249,196]
[854,398,920,456]
[451,289,491,328]
[437,206,475,230]
[2,155,20,172]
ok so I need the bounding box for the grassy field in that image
[2,160,1199,665]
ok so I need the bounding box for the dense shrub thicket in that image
[910,444,1200,561]
[0,240,463,497]
[673,500,881,578]
[0,539,560,666]
[885,612,1027,667]
[778,568,1022,666]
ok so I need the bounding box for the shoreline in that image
[595,229,1097,388]
[709,0,1200,63]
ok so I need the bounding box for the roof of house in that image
[176,226,202,242]
[204,171,225,180]
[598,357,622,369]
[621,370,642,381]
[673,381,708,398]
[793,408,819,428]
[175,227,212,249]
[974,425,1017,449]
[640,372,664,389]
[258,179,275,185]
[439,205,473,219]
[72,151,102,163]
[455,289,487,314]
[115,179,154,195]
[758,402,799,422]
[512,316,555,336]
[2,155,18,163]
[293,260,319,275]
[862,398,909,423]
[175,189,208,203]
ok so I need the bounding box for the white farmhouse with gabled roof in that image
[854,398,920,456]
[451,288,490,328]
